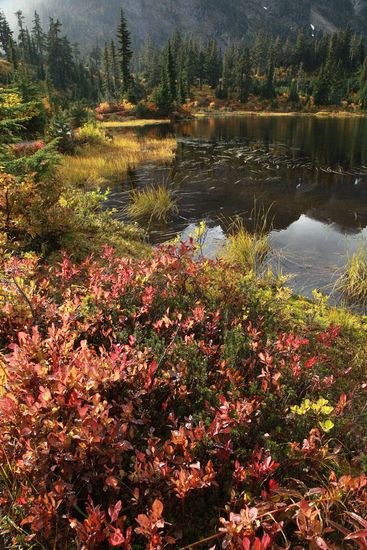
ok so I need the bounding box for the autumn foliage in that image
[0,243,366,549]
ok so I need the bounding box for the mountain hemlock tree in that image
[177,69,188,104]
[102,43,114,99]
[47,19,74,92]
[0,10,13,56]
[205,38,221,88]
[235,44,252,103]
[110,40,121,94]
[289,79,299,102]
[7,37,18,70]
[166,42,177,101]
[117,8,132,94]
[262,54,275,99]
[154,63,173,115]
[359,56,367,109]
[15,11,28,62]
[32,11,45,56]
[32,11,46,79]
[313,64,330,105]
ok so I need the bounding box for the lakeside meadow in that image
[1,4,367,549]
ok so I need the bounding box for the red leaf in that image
[345,530,367,541]
[109,501,122,523]
[105,476,119,489]
[152,499,163,519]
[347,512,367,529]
[108,528,125,546]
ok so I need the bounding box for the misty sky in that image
[0,0,38,26]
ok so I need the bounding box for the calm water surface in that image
[108,115,367,302]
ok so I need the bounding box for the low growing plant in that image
[0,244,366,548]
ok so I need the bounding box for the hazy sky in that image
[0,0,37,26]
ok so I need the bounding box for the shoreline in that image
[100,119,171,128]
[194,109,367,119]
[98,110,367,130]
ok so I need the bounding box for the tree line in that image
[1,7,367,111]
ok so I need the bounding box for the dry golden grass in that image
[58,133,177,187]
[101,119,170,128]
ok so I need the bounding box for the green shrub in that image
[76,121,108,145]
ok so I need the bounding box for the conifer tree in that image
[15,11,28,62]
[177,69,188,104]
[235,44,251,103]
[0,11,12,55]
[288,79,299,102]
[46,19,74,92]
[221,44,236,98]
[205,39,221,87]
[141,36,161,89]
[32,11,45,57]
[117,8,132,93]
[262,53,275,99]
[313,64,330,105]
[7,37,18,70]
[102,43,114,99]
[110,40,121,93]
[0,87,32,148]
[154,64,173,115]
[358,56,367,109]
[166,43,177,101]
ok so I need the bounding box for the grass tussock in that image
[223,224,269,273]
[222,207,272,274]
[339,243,367,305]
[58,133,176,187]
[126,184,178,222]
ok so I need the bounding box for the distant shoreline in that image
[99,110,367,130]
[194,110,367,119]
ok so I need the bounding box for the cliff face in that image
[1,0,366,50]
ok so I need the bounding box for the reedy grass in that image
[126,184,178,223]
[221,205,272,275]
[223,223,269,274]
[58,133,176,187]
[338,243,367,305]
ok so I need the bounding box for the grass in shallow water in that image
[223,224,269,274]
[222,208,272,275]
[339,243,367,305]
[126,184,178,223]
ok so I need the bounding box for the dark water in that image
[108,115,367,301]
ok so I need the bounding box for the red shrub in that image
[0,244,366,548]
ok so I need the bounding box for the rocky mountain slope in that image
[1,0,366,49]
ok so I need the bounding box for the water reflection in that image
[176,115,367,169]
[108,115,367,301]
